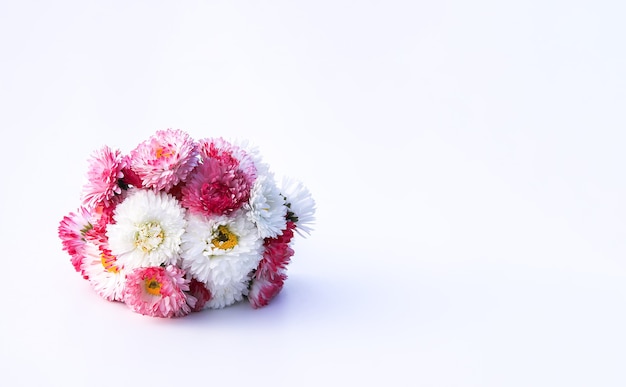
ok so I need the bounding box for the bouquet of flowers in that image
[58,129,315,318]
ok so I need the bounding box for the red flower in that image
[248,270,287,309]
[188,278,212,312]
[248,223,297,308]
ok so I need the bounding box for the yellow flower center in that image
[135,221,164,252]
[155,147,174,159]
[145,278,162,296]
[211,225,238,250]
[100,252,120,273]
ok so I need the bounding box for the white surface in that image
[1,1,625,386]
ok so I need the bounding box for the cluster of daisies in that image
[58,129,315,318]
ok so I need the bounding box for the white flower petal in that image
[107,189,186,269]
[181,211,263,309]
[281,177,316,237]
[245,173,287,239]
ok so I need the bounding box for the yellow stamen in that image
[155,147,174,159]
[135,221,165,252]
[211,225,238,250]
[100,253,120,273]
[145,278,162,296]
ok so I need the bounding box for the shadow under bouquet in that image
[58,129,315,318]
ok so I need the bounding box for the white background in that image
[1,1,625,386]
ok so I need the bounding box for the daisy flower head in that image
[181,137,258,216]
[81,242,126,302]
[197,137,257,185]
[58,206,95,274]
[245,173,287,239]
[81,145,127,208]
[129,128,199,192]
[181,211,263,308]
[281,177,316,237]
[106,189,186,270]
[123,265,194,318]
[181,153,253,217]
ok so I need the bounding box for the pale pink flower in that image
[58,206,94,275]
[129,129,199,191]
[123,265,195,318]
[81,146,126,208]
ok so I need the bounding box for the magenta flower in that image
[81,146,126,208]
[260,221,295,273]
[129,128,199,192]
[198,138,257,186]
[120,155,144,188]
[188,278,212,312]
[181,138,256,216]
[181,156,252,216]
[123,265,195,318]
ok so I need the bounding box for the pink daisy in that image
[128,128,199,192]
[197,138,257,185]
[81,242,126,302]
[81,146,126,208]
[58,206,95,274]
[181,139,256,216]
[123,265,195,318]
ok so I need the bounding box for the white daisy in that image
[281,177,316,237]
[106,189,186,270]
[245,173,287,239]
[181,211,263,308]
[81,241,126,302]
